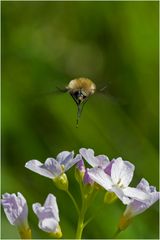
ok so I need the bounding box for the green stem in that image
[66,190,80,215]
[18,227,32,239]
[83,215,93,228]
[112,228,121,239]
[84,201,105,228]
[75,216,84,239]
[75,198,87,239]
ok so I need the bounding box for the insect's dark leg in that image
[76,98,88,128]
[70,93,79,105]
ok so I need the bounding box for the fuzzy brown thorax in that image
[67,78,96,97]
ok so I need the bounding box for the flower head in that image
[123,178,160,218]
[33,193,62,237]
[79,148,109,169]
[25,151,81,179]
[1,192,31,238]
[88,158,148,204]
[118,178,159,231]
[78,148,109,185]
[1,192,28,227]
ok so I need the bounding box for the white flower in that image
[25,151,81,179]
[32,193,61,235]
[88,158,148,204]
[1,192,28,227]
[123,178,160,218]
[80,148,109,169]
[1,192,32,238]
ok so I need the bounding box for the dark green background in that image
[2,1,159,239]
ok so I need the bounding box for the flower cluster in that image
[1,192,61,239]
[1,148,159,239]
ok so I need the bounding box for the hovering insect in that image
[57,77,96,127]
[66,78,96,127]
[40,77,106,127]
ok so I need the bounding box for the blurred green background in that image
[1,1,159,239]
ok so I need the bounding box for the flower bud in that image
[49,225,62,239]
[75,160,85,184]
[53,173,68,191]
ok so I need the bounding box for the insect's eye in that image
[72,90,87,104]
[73,91,80,99]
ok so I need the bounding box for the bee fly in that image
[60,78,96,127]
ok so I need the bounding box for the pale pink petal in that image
[25,160,54,179]
[44,158,62,176]
[39,218,58,232]
[44,194,59,222]
[95,155,110,169]
[111,187,131,205]
[88,167,112,190]
[80,148,109,168]
[79,148,95,167]
[64,154,82,171]
[123,187,149,202]
[56,151,73,163]
[111,158,135,187]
